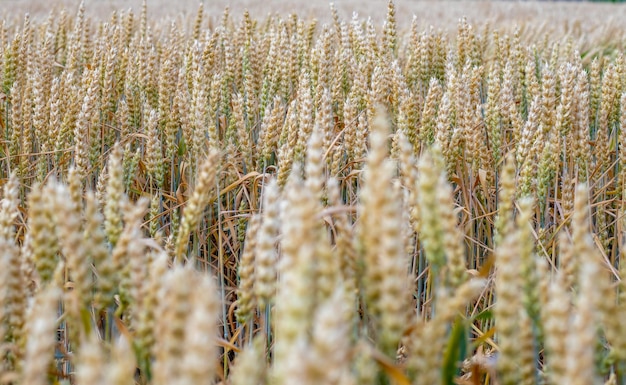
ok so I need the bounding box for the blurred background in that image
[1,0,626,31]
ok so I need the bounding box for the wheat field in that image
[0,0,625,384]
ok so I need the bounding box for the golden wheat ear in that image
[22,287,61,385]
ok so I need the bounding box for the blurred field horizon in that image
[2,0,626,30]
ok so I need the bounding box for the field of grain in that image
[1,0,626,384]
